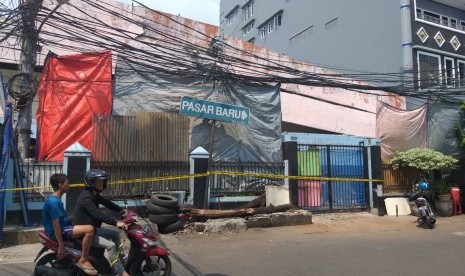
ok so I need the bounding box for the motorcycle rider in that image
[73,169,130,276]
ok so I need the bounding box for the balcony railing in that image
[417,12,465,31]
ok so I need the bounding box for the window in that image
[417,8,464,32]
[247,37,255,44]
[259,11,283,38]
[458,61,465,87]
[226,7,239,25]
[276,13,282,26]
[267,20,274,33]
[261,27,266,38]
[417,52,441,88]
[441,16,449,26]
[423,11,440,24]
[242,21,254,35]
[242,1,254,21]
[444,57,454,86]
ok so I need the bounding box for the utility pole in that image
[17,0,43,159]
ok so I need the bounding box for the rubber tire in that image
[34,253,59,276]
[158,219,184,234]
[421,216,434,229]
[129,255,171,276]
[147,201,176,215]
[150,194,178,208]
[149,213,178,226]
[34,253,74,275]
[427,217,436,229]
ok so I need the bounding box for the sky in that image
[0,0,220,26]
[120,0,220,26]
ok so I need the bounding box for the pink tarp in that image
[376,101,427,163]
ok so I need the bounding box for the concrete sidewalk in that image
[1,209,313,247]
[0,242,42,264]
[1,225,43,247]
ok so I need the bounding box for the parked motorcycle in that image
[34,208,171,275]
[409,181,436,229]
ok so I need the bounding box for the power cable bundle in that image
[0,0,464,106]
[6,72,37,110]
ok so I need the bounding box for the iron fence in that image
[92,161,190,198]
[297,144,367,211]
[210,161,285,197]
[13,160,63,202]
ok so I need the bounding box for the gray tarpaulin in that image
[377,99,465,163]
[376,101,427,163]
[427,100,463,158]
[113,58,282,162]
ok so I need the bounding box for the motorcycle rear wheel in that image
[129,255,171,276]
[34,253,74,275]
[427,217,436,229]
[422,216,435,229]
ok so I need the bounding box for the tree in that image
[390,148,458,172]
[390,148,458,195]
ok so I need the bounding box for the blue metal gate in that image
[297,144,366,211]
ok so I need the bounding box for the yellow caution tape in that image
[0,171,383,192]
[211,170,384,183]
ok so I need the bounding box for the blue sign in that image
[180,96,250,125]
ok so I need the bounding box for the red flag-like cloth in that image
[36,51,112,161]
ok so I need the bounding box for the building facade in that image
[0,0,403,141]
[220,0,465,108]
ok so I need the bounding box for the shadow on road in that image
[158,237,224,276]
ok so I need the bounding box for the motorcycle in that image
[34,207,171,276]
[409,181,436,229]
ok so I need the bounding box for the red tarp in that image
[36,51,112,161]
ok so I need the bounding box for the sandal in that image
[75,263,97,275]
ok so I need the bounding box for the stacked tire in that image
[147,194,184,234]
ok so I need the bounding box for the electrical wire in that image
[1,0,465,105]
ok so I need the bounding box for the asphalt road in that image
[2,213,465,276]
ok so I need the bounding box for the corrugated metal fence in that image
[91,112,191,197]
[382,164,420,193]
[92,112,189,162]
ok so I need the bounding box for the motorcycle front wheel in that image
[129,255,171,276]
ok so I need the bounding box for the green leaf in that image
[390,148,458,172]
